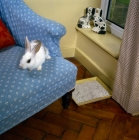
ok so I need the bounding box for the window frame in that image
[100,0,124,39]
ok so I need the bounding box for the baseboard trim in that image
[61,47,75,58]
[75,47,114,90]
[61,46,114,89]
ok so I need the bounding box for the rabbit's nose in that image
[19,64,26,69]
[19,64,23,68]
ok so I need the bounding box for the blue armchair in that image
[0,0,77,134]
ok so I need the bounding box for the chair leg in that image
[62,89,75,109]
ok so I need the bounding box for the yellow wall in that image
[23,0,101,57]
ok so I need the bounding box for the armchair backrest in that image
[0,0,66,57]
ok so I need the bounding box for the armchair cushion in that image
[0,19,16,49]
[0,46,77,134]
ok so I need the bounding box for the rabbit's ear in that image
[32,42,41,55]
[25,36,31,52]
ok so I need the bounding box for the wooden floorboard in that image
[0,58,139,140]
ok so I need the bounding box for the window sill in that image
[75,26,122,59]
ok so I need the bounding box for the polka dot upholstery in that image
[0,0,66,57]
[0,0,77,134]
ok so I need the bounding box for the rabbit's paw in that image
[37,66,42,71]
[46,55,51,59]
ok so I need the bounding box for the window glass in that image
[106,0,130,28]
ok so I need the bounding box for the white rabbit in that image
[19,36,51,71]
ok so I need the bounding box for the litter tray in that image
[72,77,112,106]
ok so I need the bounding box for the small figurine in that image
[92,8,106,34]
[77,7,106,34]
[77,7,94,28]
[92,16,106,34]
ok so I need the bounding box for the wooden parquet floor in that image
[1,58,139,140]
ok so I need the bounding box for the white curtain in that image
[112,0,139,116]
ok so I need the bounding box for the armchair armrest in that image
[0,0,66,57]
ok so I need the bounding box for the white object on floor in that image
[72,80,110,105]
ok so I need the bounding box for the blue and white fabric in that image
[0,0,66,57]
[0,0,77,134]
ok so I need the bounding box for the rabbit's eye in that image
[27,59,31,63]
